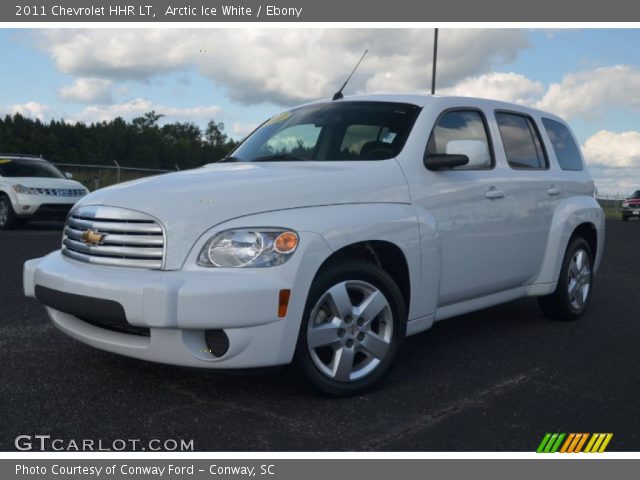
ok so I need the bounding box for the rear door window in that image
[495,112,548,169]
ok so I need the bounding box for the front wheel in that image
[538,237,593,321]
[0,196,17,230]
[294,260,406,396]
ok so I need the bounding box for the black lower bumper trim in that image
[34,285,150,337]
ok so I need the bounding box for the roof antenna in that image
[333,49,368,101]
[431,28,439,95]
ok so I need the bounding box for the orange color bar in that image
[574,433,589,452]
[567,434,582,453]
[560,434,576,453]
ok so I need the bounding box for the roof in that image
[299,93,565,123]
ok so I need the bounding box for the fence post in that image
[113,160,121,184]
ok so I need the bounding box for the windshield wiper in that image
[251,153,310,162]
[218,156,241,163]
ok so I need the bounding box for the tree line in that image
[0,111,238,170]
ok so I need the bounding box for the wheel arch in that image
[531,196,605,290]
[314,240,411,317]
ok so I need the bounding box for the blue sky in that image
[0,28,639,193]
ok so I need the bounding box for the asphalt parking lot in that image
[1,219,639,451]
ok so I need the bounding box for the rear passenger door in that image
[494,111,557,285]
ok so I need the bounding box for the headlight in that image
[197,229,299,268]
[11,184,39,195]
[622,201,629,208]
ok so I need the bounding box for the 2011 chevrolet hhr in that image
[24,95,605,395]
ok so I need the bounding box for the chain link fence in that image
[596,193,627,218]
[54,161,180,191]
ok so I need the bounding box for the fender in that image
[185,203,436,361]
[529,195,605,295]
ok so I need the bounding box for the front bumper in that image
[621,207,640,217]
[12,193,82,219]
[24,237,330,368]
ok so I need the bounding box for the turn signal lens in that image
[274,231,299,253]
[278,289,291,318]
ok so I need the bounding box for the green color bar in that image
[549,433,566,453]
[537,433,552,453]
[543,433,559,453]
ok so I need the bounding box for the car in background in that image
[621,191,640,221]
[0,154,88,229]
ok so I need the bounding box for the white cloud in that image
[536,65,640,119]
[582,130,640,168]
[439,72,544,104]
[35,29,529,106]
[5,101,50,121]
[59,77,113,103]
[582,130,640,195]
[231,121,258,138]
[72,98,220,123]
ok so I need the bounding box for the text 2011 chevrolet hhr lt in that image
[24,95,605,395]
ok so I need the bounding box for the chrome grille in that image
[35,188,85,196]
[62,205,165,269]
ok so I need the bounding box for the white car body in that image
[23,95,604,390]
[0,155,87,223]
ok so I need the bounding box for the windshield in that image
[0,158,65,179]
[631,191,640,199]
[228,101,421,162]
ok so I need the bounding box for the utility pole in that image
[431,28,439,95]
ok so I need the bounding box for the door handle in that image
[485,188,505,200]
[547,187,562,196]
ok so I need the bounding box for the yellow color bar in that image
[598,434,613,453]
[584,434,598,453]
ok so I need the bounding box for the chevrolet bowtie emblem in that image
[80,229,105,246]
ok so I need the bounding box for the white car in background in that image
[24,95,604,396]
[0,154,87,229]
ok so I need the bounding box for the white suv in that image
[23,95,605,395]
[0,155,87,229]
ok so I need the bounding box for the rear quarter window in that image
[541,118,584,171]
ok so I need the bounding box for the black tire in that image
[538,237,594,321]
[622,215,629,222]
[294,259,407,396]
[0,195,18,230]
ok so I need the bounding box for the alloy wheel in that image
[567,248,591,311]
[307,280,393,382]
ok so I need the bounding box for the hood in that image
[5,177,86,189]
[77,160,410,269]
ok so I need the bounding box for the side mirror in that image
[64,172,73,179]
[424,154,469,171]
[445,139,491,168]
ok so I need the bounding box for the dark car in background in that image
[622,190,640,221]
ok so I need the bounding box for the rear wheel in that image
[538,237,593,321]
[295,260,406,396]
[0,196,17,230]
